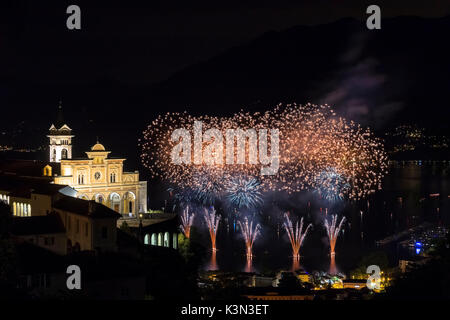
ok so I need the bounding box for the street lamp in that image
[139,213,143,243]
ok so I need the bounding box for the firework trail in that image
[238,217,261,259]
[324,214,346,256]
[225,176,264,209]
[180,206,195,238]
[283,213,312,259]
[140,103,388,201]
[203,207,220,252]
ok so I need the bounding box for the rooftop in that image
[53,196,121,219]
[0,159,60,177]
[91,143,106,151]
[0,174,72,197]
[11,214,66,236]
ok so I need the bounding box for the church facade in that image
[48,110,147,217]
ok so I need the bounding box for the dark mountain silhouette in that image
[1,15,450,170]
[149,16,450,133]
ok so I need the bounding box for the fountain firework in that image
[283,213,312,259]
[324,214,346,256]
[324,214,346,274]
[180,206,195,238]
[238,217,261,259]
[203,207,220,252]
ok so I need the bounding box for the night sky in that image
[2,1,449,86]
[1,0,450,172]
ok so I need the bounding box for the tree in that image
[278,273,301,289]
[380,231,450,299]
[350,251,389,279]
[119,220,132,234]
[0,202,19,297]
[178,226,207,269]
[0,202,12,237]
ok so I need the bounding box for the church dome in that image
[91,143,106,151]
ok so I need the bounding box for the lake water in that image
[203,161,450,274]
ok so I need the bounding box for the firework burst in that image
[225,176,264,209]
[238,217,261,259]
[314,167,350,202]
[140,103,388,200]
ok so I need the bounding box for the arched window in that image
[164,232,170,247]
[144,234,149,245]
[123,192,135,215]
[61,149,68,159]
[43,166,52,176]
[110,173,116,183]
[109,193,120,212]
[151,234,157,246]
[158,233,162,246]
[173,233,178,249]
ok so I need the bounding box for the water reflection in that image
[292,256,300,271]
[208,251,218,270]
[207,162,450,274]
[244,256,253,273]
[329,254,337,275]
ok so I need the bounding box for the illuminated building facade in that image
[47,104,74,163]
[53,142,147,216]
[45,106,147,216]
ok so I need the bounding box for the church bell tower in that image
[47,101,74,163]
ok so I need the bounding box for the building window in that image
[173,233,178,249]
[61,149,68,159]
[110,173,116,183]
[101,227,108,239]
[78,174,85,184]
[164,232,169,247]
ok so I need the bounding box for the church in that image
[0,105,179,256]
[46,105,148,217]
